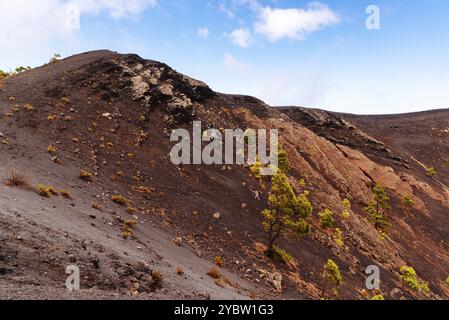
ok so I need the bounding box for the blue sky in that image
[1,0,448,114]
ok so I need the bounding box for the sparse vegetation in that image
[207,267,221,279]
[1,66,31,78]
[341,198,351,219]
[426,166,437,176]
[79,169,93,181]
[214,256,225,267]
[134,185,156,194]
[49,53,61,64]
[60,190,71,199]
[215,277,231,288]
[120,219,137,239]
[333,228,344,247]
[37,184,57,197]
[364,183,391,231]
[47,144,57,154]
[250,157,263,180]
[400,266,430,294]
[322,259,343,299]
[15,66,31,73]
[23,103,34,111]
[421,281,430,295]
[271,246,294,265]
[403,195,415,208]
[5,171,28,189]
[126,207,136,214]
[151,270,164,289]
[277,146,290,172]
[261,170,312,255]
[111,194,128,206]
[0,70,9,79]
[92,203,102,211]
[176,267,185,275]
[318,208,335,228]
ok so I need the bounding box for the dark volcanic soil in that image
[1,50,449,300]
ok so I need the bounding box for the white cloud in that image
[0,0,156,69]
[70,0,156,19]
[197,27,209,39]
[226,27,252,48]
[223,53,248,72]
[260,70,329,107]
[218,2,236,19]
[254,2,340,42]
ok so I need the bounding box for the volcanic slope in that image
[1,50,449,300]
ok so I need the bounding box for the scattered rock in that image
[172,237,182,246]
[259,269,283,293]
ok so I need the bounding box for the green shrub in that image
[322,259,343,298]
[111,194,128,206]
[250,158,263,180]
[400,266,430,294]
[333,228,344,247]
[79,169,93,181]
[319,208,335,228]
[400,266,419,289]
[49,53,61,63]
[341,198,351,219]
[151,270,164,289]
[426,167,436,176]
[277,147,290,172]
[271,246,294,265]
[5,171,28,189]
[371,294,385,300]
[403,196,415,207]
[14,66,31,73]
[37,184,57,197]
[0,70,9,79]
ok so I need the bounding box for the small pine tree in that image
[341,198,351,219]
[400,266,430,295]
[250,157,263,180]
[426,167,436,176]
[50,53,61,63]
[400,266,420,290]
[319,208,335,228]
[364,183,391,231]
[403,195,415,208]
[262,171,312,255]
[14,66,31,73]
[333,228,344,247]
[322,259,343,298]
[277,147,290,173]
[0,70,9,79]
